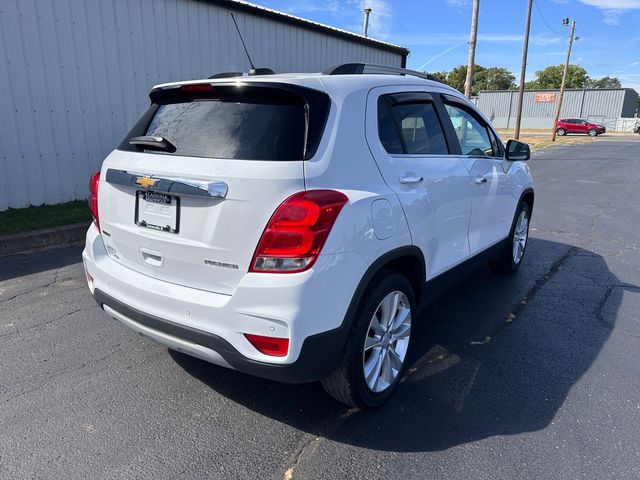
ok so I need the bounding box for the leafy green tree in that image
[525,64,589,89]
[430,71,449,83]
[446,64,478,93]
[584,76,622,88]
[425,65,515,95]
[475,67,516,91]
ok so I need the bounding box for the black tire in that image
[321,271,416,408]
[488,201,531,274]
[556,128,566,136]
[588,128,597,137]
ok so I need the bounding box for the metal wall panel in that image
[475,91,512,127]
[0,0,404,210]
[620,89,639,118]
[475,88,638,130]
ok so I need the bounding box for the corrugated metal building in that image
[475,88,638,130]
[0,0,408,211]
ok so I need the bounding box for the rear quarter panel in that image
[305,81,413,268]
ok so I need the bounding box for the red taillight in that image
[250,190,348,273]
[88,170,100,231]
[244,334,289,357]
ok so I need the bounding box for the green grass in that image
[0,200,92,236]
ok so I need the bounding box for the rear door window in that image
[377,95,449,155]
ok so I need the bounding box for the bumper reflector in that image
[244,333,289,357]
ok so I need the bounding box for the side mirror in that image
[505,139,530,161]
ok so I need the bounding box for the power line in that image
[534,0,640,29]
[533,0,561,34]
[573,19,640,27]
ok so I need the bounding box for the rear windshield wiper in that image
[129,136,176,153]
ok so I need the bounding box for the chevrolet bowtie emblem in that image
[135,176,158,189]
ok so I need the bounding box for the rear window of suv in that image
[119,84,330,161]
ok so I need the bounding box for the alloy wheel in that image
[512,209,529,264]
[362,290,411,393]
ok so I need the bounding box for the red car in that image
[556,118,606,137]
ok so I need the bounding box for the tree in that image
[525,64,588,89]
[475,67,516,91]
[427,65,516,95]
[584,76,622,88]
[447,65,481,93]
[430,71,449,83]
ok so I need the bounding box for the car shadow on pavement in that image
[170,238,632,452]
[0,245,83,282]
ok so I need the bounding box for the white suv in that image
[83,63,534,407]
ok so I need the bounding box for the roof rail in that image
[323,63,442,83]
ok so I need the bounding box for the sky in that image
[251,0,640,92]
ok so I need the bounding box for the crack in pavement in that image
[0,268,62,305]
[0,304,94,339]
[466,245,579,347]
[277,244,584,479]
[595,283,640,330]
[590,205,607,229]
[1,340,133,404]
[276,408,357,480]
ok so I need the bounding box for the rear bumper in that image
[83,223,367,383]
[92,289,348,383]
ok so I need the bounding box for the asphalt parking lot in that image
[1,136,639,479]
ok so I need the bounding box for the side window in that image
[377,96,449,155]
[377,98,404,154]
[444,103,494,157]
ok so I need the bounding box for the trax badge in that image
[135,176,158,189]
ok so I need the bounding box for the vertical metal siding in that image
[475,91,512,128]
[0,0,403,210]
[475,88,637,130]
[620,89,638,118]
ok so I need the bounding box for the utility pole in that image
[514,0,533,140]
[362,8,372,37]
[551,19,576,142]
[464,0,479,98]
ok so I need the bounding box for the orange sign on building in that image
[535,93,556,103]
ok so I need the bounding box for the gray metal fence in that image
[474,88,638,131]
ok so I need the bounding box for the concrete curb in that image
[0,222,90,258]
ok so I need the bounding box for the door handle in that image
[399,175,424,185]
[473,176,488,185]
